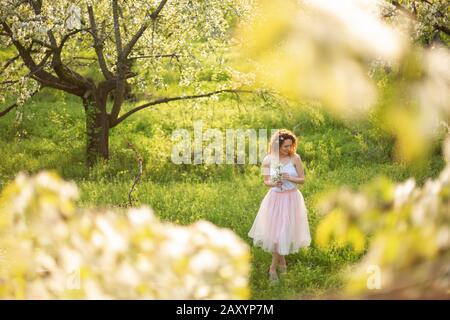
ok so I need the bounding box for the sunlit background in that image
[0,0,449,299]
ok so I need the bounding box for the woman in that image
[248,129,311,281]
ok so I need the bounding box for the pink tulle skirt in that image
[248,188,311,255]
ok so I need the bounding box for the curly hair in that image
[268,129,298,156]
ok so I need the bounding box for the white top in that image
[267,154,299,193]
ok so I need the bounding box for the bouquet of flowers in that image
[271,163,284,191]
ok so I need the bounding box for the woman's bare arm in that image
[284,154,305,185]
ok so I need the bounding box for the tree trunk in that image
[83,91,109,167]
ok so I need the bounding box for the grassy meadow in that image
[0,88,445,299]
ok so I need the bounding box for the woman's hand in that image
[281,173,305,185]
[264,179,283,188]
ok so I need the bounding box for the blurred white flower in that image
[66,4,82,30]
[128,206,155,227]
[0,171,250,299]
[394,178,416,209]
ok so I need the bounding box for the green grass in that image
[0,88,446,299]
[75,162,427,299]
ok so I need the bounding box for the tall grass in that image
[0,88,445,298]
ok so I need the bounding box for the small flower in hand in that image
[271,163,284,191]
[281,173,290,181]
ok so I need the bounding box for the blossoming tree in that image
[0,0,253,165]
[382,0,449,45]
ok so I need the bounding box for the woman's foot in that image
[278,256,287,273]
[269,266,278,282]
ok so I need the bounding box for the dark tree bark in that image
[83,90,109,166]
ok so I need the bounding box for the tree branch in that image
[126,141,143,207]
[0,89,40,118]
[26,0,42,14]
[0,102,19,118]
[151,0,169,20]
[390,1,450,37]
[59,28,91,50]
[1,54,20,75]
[31,38,56,49]
[0,80,19,86]
[45,29,92,89]
[109,0,126,125]
[121,26,148,60]
[112,0,123,57]
[87,5,114,80]
[435,24,450,37]
[23,0,90,90]
[391,1,417,20]
[128,53,180,60]
[121,0,168,59]
[1,22,82,95]
[111,89,254,128]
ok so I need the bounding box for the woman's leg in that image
[279,255,286,267]
[270,244,279,273]
[278,255,287,273]
[270,252,279,272]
